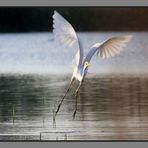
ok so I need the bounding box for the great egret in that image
[53,10,132,119]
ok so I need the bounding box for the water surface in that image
[0,74,148,140]
[0,32,148,140]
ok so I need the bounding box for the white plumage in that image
[53,10,132,118]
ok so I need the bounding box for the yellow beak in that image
[87,63,91,67]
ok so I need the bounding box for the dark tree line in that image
[0,7,148,32]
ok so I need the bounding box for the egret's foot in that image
[73,91,79,119]
[73,108,77,120]
[55,103,61,116]
[55,88,70,116]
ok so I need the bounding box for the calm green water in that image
[0,74,148,140]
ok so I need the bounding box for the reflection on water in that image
[0,74,148,140]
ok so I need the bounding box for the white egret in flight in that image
[53,10,132,119]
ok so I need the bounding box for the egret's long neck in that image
[81,66,87,79]
[77,38,84,68]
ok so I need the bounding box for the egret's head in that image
[84,61,91,69]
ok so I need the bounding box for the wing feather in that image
[53,10,78,47]
[98,35,132,59]
[84,35,132,64]
[53,10,83,67]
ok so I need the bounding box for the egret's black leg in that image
[73,83,81,119]
[55,78,75,116]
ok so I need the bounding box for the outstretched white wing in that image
[84,35,132,64]
[53,10,83,67]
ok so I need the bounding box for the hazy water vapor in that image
[0,32,147,75]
